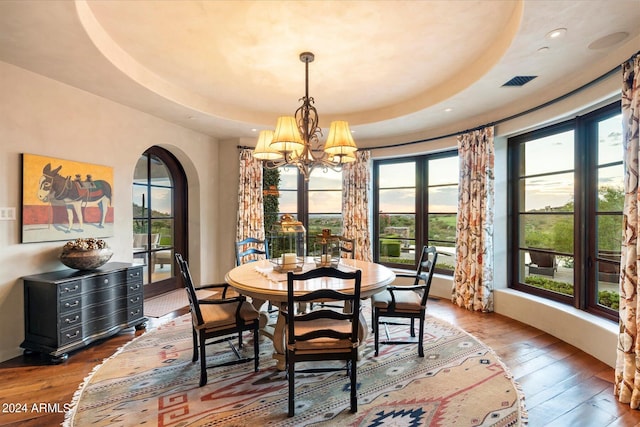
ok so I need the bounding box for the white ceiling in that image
[0,0,638,148]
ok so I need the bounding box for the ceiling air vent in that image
[502,76,537,87]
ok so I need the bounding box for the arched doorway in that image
[132,146,187,298]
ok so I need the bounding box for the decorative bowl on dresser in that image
[59,247,114,270]
[21,262,146,363]
[58,237,113,270]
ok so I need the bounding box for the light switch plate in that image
[0,207,16,220]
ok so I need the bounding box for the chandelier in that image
[253,52,357,180]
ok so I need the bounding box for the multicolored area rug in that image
[64,308,527,426]
[144,289,217,318]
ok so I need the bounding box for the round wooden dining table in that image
[225,257,395,370]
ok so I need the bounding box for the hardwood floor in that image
[1,300,639,426]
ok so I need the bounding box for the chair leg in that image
[199,331,208,386]
[350,358,357,413]
[410,318,416,337]
[418,315,425,357]
[287,352,295,417]
[374,308,379,357]
[371,305,375,333]
[191,328,198,362]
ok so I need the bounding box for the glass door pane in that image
[132,149,182,294]
[595,114,623,310]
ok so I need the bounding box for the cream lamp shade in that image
[253,130,283,160]
[270,116,304,153]
[324,121,357,156]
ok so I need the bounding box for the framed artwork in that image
[22,154,115,243]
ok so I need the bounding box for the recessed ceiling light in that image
[444,108,453,112]
[251,128,257,132]
[545,28,567,39]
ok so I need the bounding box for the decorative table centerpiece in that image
[269,214,306,272]
[59,238,113,270]
[313,229,340,267]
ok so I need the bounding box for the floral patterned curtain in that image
[452,126,495,312]
[342,150,372,261]
[615,52,640,408]
[236,149,265,243]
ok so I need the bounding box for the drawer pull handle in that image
[65,315,80,324]
[64,300,80,308]
[130,284,140,291]
[131,309,140,316]
[103,279,109,284]
[130,271,141,278]
[63,285,79,293]
[130,297,140,303]
[66,330,80,339]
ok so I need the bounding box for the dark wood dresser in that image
[21,262,146,362]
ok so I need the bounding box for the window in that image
[308,168,343,236]
[508,102,622,320]
[373,151,458,273]
[265,167,343,251]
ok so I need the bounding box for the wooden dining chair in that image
[371,245,438,357]
[235,236,276,312]
[235,237,269,266]
[175,253,260,386]
[282,267,362,417]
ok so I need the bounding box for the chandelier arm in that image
[262,158,288,170]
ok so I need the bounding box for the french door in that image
[132,146,187,298]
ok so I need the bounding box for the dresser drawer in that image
[83,275,113,292]
[127,294,142,306]
[127,281,142,295]
[59,326,82,346]
[59,311,82,328]
[58,281,82,298]
[59,296,82,314]
[128,268,142,282]
[128,304,143,321]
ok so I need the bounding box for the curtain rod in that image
[369,64,622,151]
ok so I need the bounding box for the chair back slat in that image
[416,246,438,305]
[175,253,205,326]
[286,267,361,346]
[235,237,269,266]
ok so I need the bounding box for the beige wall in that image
[0,61,223,362]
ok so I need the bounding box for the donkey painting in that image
[37,163,112,233]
